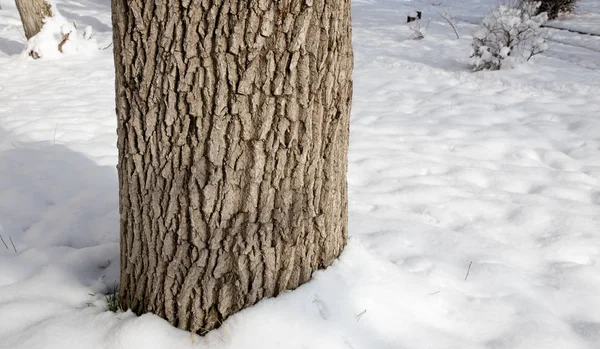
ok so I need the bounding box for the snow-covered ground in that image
[1,1,599,348]
[545,0,600,35]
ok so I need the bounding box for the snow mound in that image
[24,5,97,59]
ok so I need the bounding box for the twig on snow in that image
[9,236,17,253]
[464,261,473,281]
[0,235,8,250]
[100,42,113,50]
[15,26,26,42]
[356,309,367,322]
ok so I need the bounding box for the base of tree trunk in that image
[113,0,353,334]
[16,0,53,40]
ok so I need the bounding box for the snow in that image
[1,0,600,348]
[545,0,600,36]
[547,13,600,35]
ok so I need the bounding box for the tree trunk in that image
[15,0,53,40]
[112,0,353,334]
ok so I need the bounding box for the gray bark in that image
[15,0,53,40]
[112,0,353,334]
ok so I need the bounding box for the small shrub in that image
[526,0,577,19]
[105,284,119,312]
[409,19,430,40]
[470,1,548,71]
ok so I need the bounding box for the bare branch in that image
[439,11,460,39]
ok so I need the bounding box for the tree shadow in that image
[0,126,398,347]
[0,127,121,345]
[0,128,118,250]
[55,0,112,33]
[60,8,112,33]
[59,0,111,12]
[0,37,23,56]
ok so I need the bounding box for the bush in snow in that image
[470,2,549,71]
[524,0,577,20]
[24,1,97,59]
[409,19,430,40]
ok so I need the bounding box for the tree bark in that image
[112,0,353,334]
[15,0,53,40]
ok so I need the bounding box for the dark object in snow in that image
[407,11,422,23]
[522,0,577,20]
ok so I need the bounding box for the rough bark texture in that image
[112,0,353,334]
[15,0,53,40]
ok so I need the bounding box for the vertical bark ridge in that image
[113,0,353,333]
